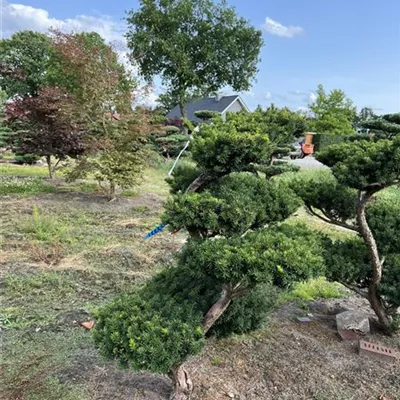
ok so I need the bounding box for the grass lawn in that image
[1,161,399,400]
[0,164,50,177]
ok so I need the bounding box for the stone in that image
[297,316,312,324]
[336,311,370,341]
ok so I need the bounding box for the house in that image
[167,94,249,123]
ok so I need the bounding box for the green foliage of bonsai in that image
[191,114,273,177]
[94,291,205,374]
[362,113,400,139]
[194,110,220,120]
[165,163,200,194]
[94,105,324,399]
[293,137,400,331]
[164,173,300,237]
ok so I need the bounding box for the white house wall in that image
[225,99,244,113]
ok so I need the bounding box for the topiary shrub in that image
[94,109,325,399]
[211,283,280,337]
[194,110,219,121]
[94,292,205,374]
[293,135,400,332]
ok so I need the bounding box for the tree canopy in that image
[126,0,263,117]
[0,31,53,97]
[308,84,357,135]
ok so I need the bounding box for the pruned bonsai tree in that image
[93,112,326,399]
[291,135,400,332]
[362,112,400,139]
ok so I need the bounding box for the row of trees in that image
[0,30,150,197]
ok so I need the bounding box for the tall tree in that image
[308,84,357,135]
[126,0,263,119]
[49,31,149,197]
[48,31,134,120]
[0,31,53,97]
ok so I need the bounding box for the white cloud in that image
[308,92,317,102]
[1,1,126,45]
[264,17,304,38]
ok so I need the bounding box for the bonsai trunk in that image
[169,284,234,399]
[185,174,208,194]
[357,190,391,331]
[203,284,233,334]
[46,155,54,179]
[170,364,193,400]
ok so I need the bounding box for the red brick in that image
[338,329,360,341]
[358,340,398,364]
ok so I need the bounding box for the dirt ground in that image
[1,178,399,400]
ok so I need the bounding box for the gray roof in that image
[167,95,242,123]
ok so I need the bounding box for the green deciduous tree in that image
[46,31,149,195]
[126,0,263,118]
[94,112,325,399]
[68,112,150,199]
[291,137,400,331]
[308,84,357,135]
[0,31,53,97]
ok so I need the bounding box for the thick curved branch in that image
[341,283,368,299]
[306,206,359,233]
[203,284,232,334]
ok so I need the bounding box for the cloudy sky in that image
[1,0,400,113]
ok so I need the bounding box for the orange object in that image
[304,132,315,145]
[301,143,314,155]
[80,320,95,330]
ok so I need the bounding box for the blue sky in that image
[2,0,400,113]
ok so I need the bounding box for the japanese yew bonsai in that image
[93,112,325,399]
[292,135,400,332]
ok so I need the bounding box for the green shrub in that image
[93,292,205,374]
[165,163,200,194]
[289,277,347,301]
[367,197,400,254]
[14,153,40,165]
[289,172,357,223]
[191,114,273,176]
[313,134,349,152]
[178,224,325,288]
[194,110,219,120]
